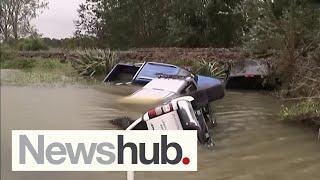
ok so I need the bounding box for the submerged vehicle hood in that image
[119,88,175,104]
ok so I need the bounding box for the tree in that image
[237,0,320,97]
[167,0,242,47]
[0,0,12,42]
[76,0,171,49]
[0,0,48,42]
[206,0,243,47]
[238,0,320,63]
[74,0,101,38]
[75,0,244,48]
[166,0,209,47]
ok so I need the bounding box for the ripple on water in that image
[1,87,319,180]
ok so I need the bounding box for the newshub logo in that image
[12,130,197,171]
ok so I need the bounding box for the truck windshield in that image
[136,63,179,79]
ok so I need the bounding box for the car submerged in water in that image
[226,60,270,89]
[104,62,225,147]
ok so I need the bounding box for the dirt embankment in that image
[16,48,267,63]
[117,48,251,62]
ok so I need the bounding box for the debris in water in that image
[110,117,133,129]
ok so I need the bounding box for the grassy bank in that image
[280,100,320,130]
[1,57,72,73]
[0,50,89,85]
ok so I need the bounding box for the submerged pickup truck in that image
[104,62,224,101]
[104,62,225,146]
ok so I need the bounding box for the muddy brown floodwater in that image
[1,85,320,180]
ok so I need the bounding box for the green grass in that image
[1,57,71,72]
[0,54,85,85]
[280,100,320,124]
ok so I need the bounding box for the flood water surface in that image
[1,85,319,180]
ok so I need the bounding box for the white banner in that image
[12,130,197,171]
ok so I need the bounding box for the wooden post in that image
[125,118,142,180]
[127,171,134,180]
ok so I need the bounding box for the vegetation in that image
[1,57,69,72]
[0,46,77,85]
[75,0,243,48]
[41,36,99,50]
[17,36,49,51]
[166,58,229,80]
[280,100,320,126]
[194,60,229,80]
[238,0,320,93]
[1,60,75,85]
[70,49,118,77]
[0,43,14,62]
[0,0,48,42]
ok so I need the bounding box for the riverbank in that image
[280,100,320,132]
[0,55,106,86]
[0,57,76,85]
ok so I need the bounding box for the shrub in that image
[0,44,15,67]
[171,59,229,80]
[195,60,227,79]
[72,49,118,76]
[18,37,49,51]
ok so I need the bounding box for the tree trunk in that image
[4,28,9,42]
[13,9,18,40]
[13,24,18,40]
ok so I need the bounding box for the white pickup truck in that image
[126,96,214,147]
[106,62,224,146]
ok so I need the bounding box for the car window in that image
[137,63,178,79]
